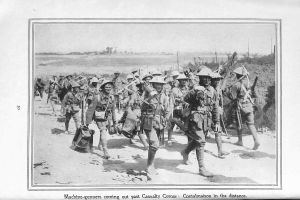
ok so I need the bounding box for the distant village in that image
[36,47,174,56]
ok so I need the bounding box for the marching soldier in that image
[228,66,260,150]
[211,72,230,159]
[119,80,149,149]
[47,76,59,116]
[181,67,219,177]
[86,77,99,105]
[170,70,180,88]
[62,81,84,134]
[85,80,117,159]
[112,71,125,111]
[141,73,153,99]
[34,78,45,99]
[167,73,190,145]
[140,76,170,176]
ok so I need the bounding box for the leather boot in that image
[235,129,243,146]
[181,140,197,165]
[138,133,149,150]
[215,132,229,159]
[100,130,110,159]
[146,147,158,176]
[196,143,213,177]
[248,124,260,150]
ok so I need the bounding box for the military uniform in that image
[167,83,189,144]
[112,76,125,110]
[62,86,84,133]
[85,84,116,158]
[119,86,149,149]
[47,80,59,115]
[181,67,219,177]
[140,76,170,175]
[228,66,260,150]
[34,79,45,98]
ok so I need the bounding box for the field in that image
[34,53,228,78]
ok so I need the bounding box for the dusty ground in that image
[32,95,277,186]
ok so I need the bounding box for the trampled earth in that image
[32,96,277,186]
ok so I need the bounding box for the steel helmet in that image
[126,74,134,80]
[152,70,162,76]
[90,77,99,83]
[233,66,249,76]
[149,76,166,84]
[176,74,189,80]
[196,67,212,77]
[142,73,153,81]
[100,80,113,89]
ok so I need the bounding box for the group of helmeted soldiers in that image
[35,64,260,178]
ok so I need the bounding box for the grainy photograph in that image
[29,19,280,189]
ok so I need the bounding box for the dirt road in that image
[32,96,277,186]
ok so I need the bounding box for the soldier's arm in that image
[211,91,220,125]
[111,96,117,125]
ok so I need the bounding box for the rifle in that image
[220,52,238,91]
[251,76,258,96]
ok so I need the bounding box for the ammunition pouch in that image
[142,115,153,131]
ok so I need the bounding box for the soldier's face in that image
[153,83,164,92]
[114,73,120,78]
[179,80,187,86]
[199,76,211,86]
[211,79,220,88]
[104,84,112,93]
[145,77,152,84]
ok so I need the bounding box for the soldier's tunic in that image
[35,79,45,98]
[86,91,116,130]
[229,79,255,125]
[141,92,170,150]
[119,89,144,136]
[183,86,219,143]
[62,91,84,130]
[48,82,59,102]
[86,86,99,104]
[112,77,125,109]
[171,85,189,119]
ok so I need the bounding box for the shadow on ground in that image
[108,138,146,151]
[231,149,276,159]
[102,156,193,175]
[207,174,257,184]
[51,128,64,134]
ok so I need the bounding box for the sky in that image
[34,23,276,54]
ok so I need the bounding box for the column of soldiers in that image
[35,64,260,178]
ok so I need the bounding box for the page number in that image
[17,105,20,110]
